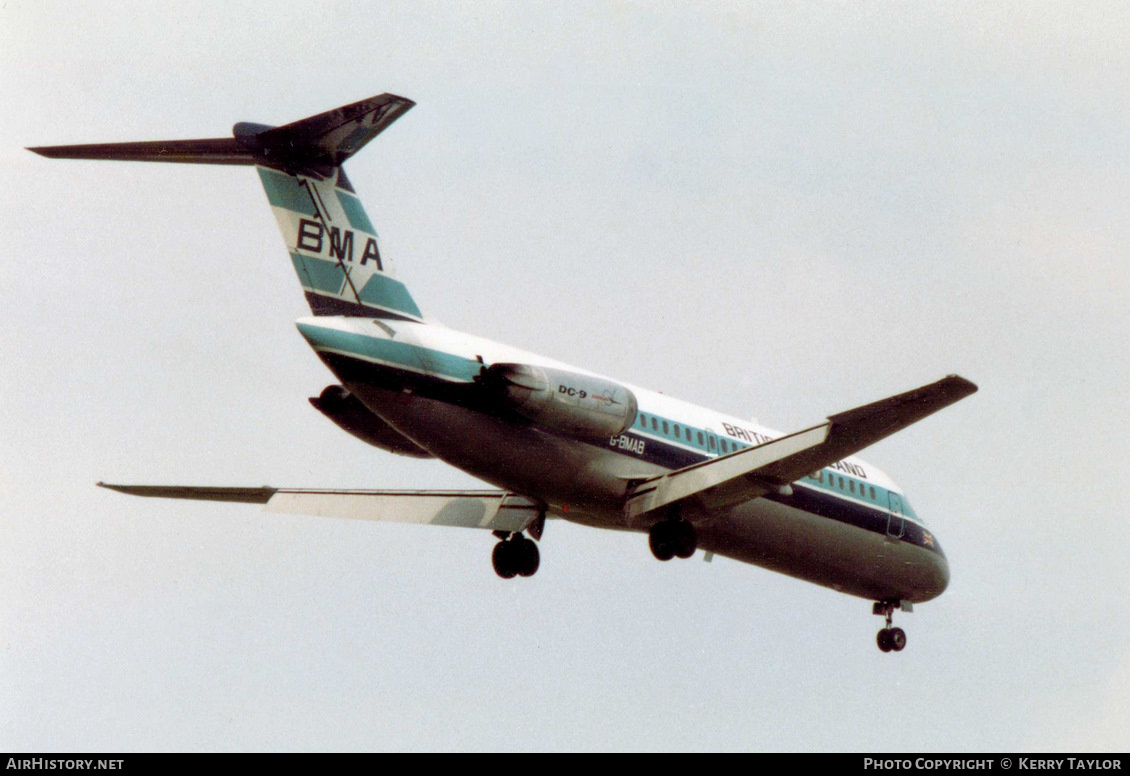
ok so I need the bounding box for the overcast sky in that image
[2,1,1128,752]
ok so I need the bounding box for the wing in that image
[625,374,977,520]
[97,483,540,533]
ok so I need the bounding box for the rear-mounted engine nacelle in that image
[483,363,638,441]
[310,385,433,458]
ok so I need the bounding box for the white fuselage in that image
[296,315,950,604]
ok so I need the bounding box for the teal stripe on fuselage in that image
[628,409,918,519]
[259,168,316,215]
[296,323,481,383]
[298,320,918,521]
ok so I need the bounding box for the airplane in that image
[30,93,977,653]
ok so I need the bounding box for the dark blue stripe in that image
[767,486,944,558]
[617,431,943,557]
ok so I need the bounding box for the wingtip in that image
[27,145,83,158]
[944,374,979,396]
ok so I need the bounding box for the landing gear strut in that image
[648,517,697,561]
[492,532,540,579]
[873,601,910,653]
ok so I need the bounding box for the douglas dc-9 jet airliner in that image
[31,93,976,652]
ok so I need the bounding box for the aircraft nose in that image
[913,524,950,600]
[934,552,951,596]
[914,546,951,603]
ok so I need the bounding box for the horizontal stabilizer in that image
[98,483,541,533]
[626,374,977,520]
[97,482,276,502]
[29,93,415,178]
[29,138,255,165]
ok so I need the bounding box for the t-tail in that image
[28,93,423,321]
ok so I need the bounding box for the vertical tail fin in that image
[256,162,422,320]
[29,93,424,321]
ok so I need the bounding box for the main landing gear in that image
[648,516,697,561]
[873,600,911,653]
[491,531,540,579]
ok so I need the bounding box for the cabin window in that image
[697,431,704,446]
[708,437,716,450]
[674,424,681,439]
[662,421,669,435]
[721,440,729,453]
[869,486,876,499]
[651,418,658,431]
[849,480,855,494]
[838,476,845,490]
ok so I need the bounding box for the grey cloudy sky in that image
[2,1,1128,752]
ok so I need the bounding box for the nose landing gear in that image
[873,600,911,653]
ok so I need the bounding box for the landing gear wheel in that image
[650,519,696,561]
[516,537,540,577]
[492,540,517,579]
[673,521,697,559]
[648,522,675,561]
[492,535,540,579]
[872,601,912,652]
[888,627,906,652]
